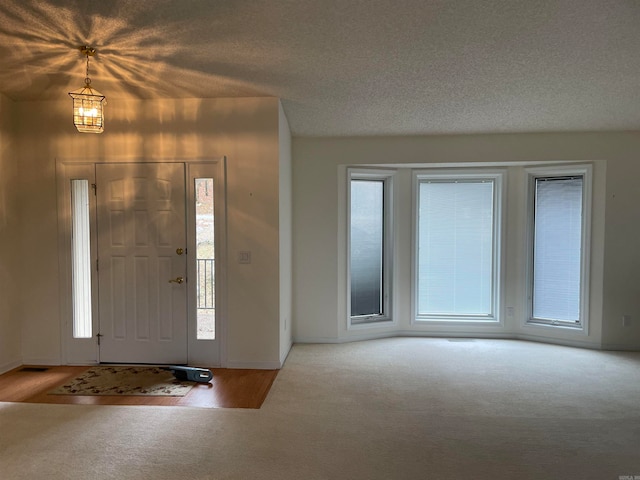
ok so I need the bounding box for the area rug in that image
[48,366,194,396]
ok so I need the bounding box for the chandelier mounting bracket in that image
[79,46,96,57]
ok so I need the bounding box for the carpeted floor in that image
[1,338,639,479]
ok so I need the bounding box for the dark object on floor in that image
[167,366,213,383]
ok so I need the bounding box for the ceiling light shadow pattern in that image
[0,0,451,129]
[0,0,297,101]
[1,0,639,136]
[0,1,86,97]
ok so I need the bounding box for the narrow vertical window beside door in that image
[70,179,92,338]
[530,175,585,326]
[195,178,215,339]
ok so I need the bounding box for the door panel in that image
[96,163,187,364]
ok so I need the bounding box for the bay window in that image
[527,166,591,329]
[414,171,503,323]
[348,170,394,325]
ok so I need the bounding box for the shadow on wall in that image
[0,107,15,229]
[0,150,7,230]
[38,96,279,165]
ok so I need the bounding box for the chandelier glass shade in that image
[68,47,106,133]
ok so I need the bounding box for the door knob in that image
[169,276,184,284]
[176,248,184,255]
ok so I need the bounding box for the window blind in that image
[71,179,93,338]
[417,180,494,316]
[532,176,583,322]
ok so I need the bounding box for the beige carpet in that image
[48,366,193,396]
[2,338,640,479]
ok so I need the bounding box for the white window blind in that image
[71,179,92,338]
[532,176,583,322]
[417,179,494,317]
[350,179,384,317]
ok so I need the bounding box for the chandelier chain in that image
[85,53,92,86]
[69,45,105,133]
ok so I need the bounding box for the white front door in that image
[96,163,187,364]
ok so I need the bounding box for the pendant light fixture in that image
[68,46,106,133]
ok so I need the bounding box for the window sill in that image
[525,320,584,332]
[348,317,395,330]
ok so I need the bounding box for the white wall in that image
[278,102,293,364]
[292,132,640,350]
[0,92,20,373]
[15,97,285,368]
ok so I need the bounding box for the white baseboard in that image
[516,333,600,350]
[293,336,342,344]
[0,360,21,375]
[339,331,402,343]
[21,357,62,367]
[295,331,516,345]
[600,342,640,351]
[279,340,293,367]
[397,330,515,340]
[294,332,401,344]
[294,331,615,351]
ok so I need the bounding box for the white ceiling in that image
[0,0,638,136]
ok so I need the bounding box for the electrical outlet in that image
[506,307,515,318]
[622,315,631,327]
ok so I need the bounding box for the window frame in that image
[70,179,94,339]
[347,168,395,327]
[525,165,592,331]
[57,158,227,366]
[412,169,505,325]
[56,161,100,364]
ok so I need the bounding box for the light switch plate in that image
[238,251,251,264]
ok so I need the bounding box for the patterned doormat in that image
[49,366,194,396]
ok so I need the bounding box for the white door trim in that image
[56,161,98,365]
[56,157,228,367]
[186,160,228,367]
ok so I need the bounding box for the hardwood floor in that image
[0,365,278,408]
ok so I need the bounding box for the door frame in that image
[56,157,228,367]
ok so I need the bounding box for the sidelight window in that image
[195,178,215,339]
[71,179,92,338]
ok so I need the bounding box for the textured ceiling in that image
[0,0,638,136]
